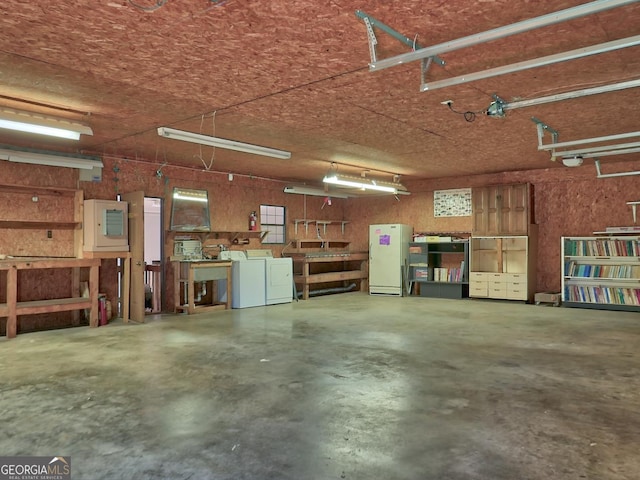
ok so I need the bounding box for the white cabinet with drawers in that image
[469,230,537,302]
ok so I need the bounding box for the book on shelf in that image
[564,238,640,257]
[565,285,640,305]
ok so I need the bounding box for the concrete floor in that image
[1,292,639,480]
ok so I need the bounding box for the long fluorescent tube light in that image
[0,108,93,140]
[157,127,291,160]
[421,35,640,91]
[371,0,636,71]
[284,186,351,198]
[323,174,400,193]
[502,79,640,111]
[0,146,103,169]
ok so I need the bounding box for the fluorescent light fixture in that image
[172,188,209,203]
[284,186,351,198]
[371,0,637,71]
[323,173,406,194]
[157,127,291,160]
[0,108,93,140]
[0,146,103,169]
[421,35,640,91]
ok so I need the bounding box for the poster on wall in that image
[434,188,472,217]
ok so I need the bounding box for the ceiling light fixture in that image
[283,186,351,198]
[322,173,406,194]
[0,108,93,140]
[0,146,103,169]
[561,156,584,167]
[157,127,291,160]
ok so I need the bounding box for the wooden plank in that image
[294,270,368,285]
[285,252,369,263]
[0,184,77,196]
[6,267,17,338]
[0,221,80,229]
[14,297,92,315]
[1,258,100,270]
[89,264,99,328]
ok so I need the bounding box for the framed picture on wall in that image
[434,188,472,217]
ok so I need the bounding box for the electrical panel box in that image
[83,199,129,252]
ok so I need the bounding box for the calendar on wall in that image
[434,188,472,217]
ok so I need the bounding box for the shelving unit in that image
[293,219,349,235]
[168,230,268,242]
[562,236,640,312]
[408,241,469,299]
[0,257,100,338]
[469,229,537,302]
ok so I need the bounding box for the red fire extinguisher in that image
[249,211,257,231]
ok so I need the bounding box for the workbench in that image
[173,260,232,314]
[0,257,100,339]
[284,252,368,300]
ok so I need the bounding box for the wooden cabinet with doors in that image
[469,226,538,303]
[472,183,534,236]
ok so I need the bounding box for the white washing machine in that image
[220,251,266,309]
[246,250,293,305]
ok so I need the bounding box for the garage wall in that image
[2,156,638,333]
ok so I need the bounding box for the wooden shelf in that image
[294,219,349,235]
[287,239,351,252]
[168,230,268,242]
[0,220,81,229]
[0,183,78,196]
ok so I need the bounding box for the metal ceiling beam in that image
[355,10,444,66]
[580,146,640,158]
[538,130,640,150]
[369,0,637,72]
[595,159,640,178]
[502,78,640,110]
[553,141,640,157]
[420,35,640,91]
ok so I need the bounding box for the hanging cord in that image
[444,101,487,123]
[195,112,216,170]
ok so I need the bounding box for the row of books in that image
[564,239,640,257]
[433,267,464,283]
[564,261,640,278]
[564,285,640,305]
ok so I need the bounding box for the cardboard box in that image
[535,292,561,306]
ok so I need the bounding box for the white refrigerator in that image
[369,224,413,295]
